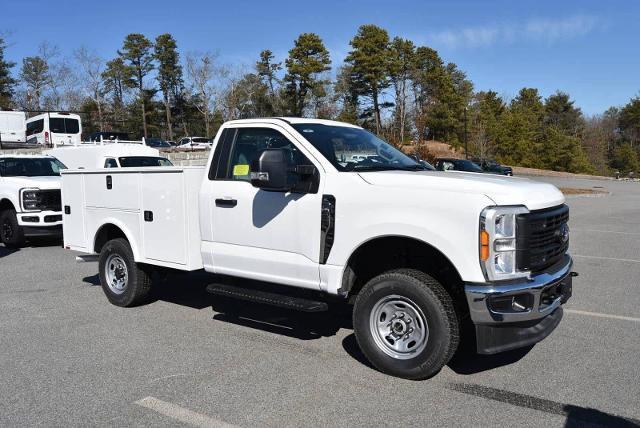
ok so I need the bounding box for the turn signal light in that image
[480,230,490,261]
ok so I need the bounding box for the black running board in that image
[206,283,328,312]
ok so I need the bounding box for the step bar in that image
[206,283,328,312]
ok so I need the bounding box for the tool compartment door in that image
[141,171,187,264]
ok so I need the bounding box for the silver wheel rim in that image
[369,294,429,360]
[105,254,128,295]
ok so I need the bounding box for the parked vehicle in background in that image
[408,154,436,171]
[178,136,211,150]
[0,155,64,247]
[62,117,575,380]
[472,158,513,176]
[435,158,485,173]
[45,140,171,169]
[87,131,130,142]
[0,111,26,146]
[25,113,82,146]
[145,137,172,149]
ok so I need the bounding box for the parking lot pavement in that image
[1,176,639,427]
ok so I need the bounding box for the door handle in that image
[215,198,237,208]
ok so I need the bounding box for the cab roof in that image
[223,117,361,129]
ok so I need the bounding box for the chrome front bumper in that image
[465,255,574,325]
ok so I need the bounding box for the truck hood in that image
[1,176,61,190]
[358,170,564,211]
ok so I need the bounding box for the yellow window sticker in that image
[233,164,249,176]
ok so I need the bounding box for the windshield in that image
[146,139,170,147]
[118,157,173,167]
[291,124,424,172]
[0,157,67,177]
[455,160,484,172]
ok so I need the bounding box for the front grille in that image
[39,189,62,212]
[517,204,569,273]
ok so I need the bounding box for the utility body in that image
[61,118,575,379]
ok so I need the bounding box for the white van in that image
[26,112,82,146]
[0,111,26,145]
[45,141,171,169]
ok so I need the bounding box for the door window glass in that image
[226,128,307,182]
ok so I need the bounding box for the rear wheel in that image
[0,209,25,248]
[353,269,459,380]
[98,238,152,307]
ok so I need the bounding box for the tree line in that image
[0,25,638,175]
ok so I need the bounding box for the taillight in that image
[44,131,49,145]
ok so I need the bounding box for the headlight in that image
[21,188,41,211]
[480,206,529,281]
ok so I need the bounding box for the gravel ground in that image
[0,175,639,427]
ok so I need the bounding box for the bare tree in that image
[185,52,221,137]
[75,46,105,130]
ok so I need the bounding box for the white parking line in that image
[135,396,237,428]
[573,254,640,264]
[573,228,640,236]
[565,309,640,323]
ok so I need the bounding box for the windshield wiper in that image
[353,165,404,172]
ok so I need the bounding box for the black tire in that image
[0,209,25,248]
[353,269,459,380]
[98,238,152,307]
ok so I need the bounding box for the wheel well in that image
[94,224,127,253]
[342,236,466,307]
[0,198,15,213]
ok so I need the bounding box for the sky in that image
[1,0,638,115]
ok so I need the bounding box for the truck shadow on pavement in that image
[1,238,62,258]
[150,270,353,340]
[0,244,18,258]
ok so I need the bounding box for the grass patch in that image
[560,187,608,195]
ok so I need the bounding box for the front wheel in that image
[353,269,459,380]
[0,209,25,248]
[98,238,153,307]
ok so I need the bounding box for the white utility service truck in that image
[61,118,575,379]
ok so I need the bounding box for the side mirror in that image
[250,148,291,192]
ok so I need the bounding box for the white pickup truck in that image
[61,118,575,379]
[0,155,65,247]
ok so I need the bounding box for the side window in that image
[26,119,44,136]
[208,129,230,180]
[104,158,118,168]
[443,161,454,171]
[225,127,307,182]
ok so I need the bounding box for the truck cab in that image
[0,155,64,247]
[62,118,574,380]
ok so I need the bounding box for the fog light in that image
[22,216,39,223]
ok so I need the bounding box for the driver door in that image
[201,125,324,290]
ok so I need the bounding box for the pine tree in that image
[283,33,331,117]
[154,34,183,140]
[119,34,154,137]
[345,25,390,133]
[544,91,583,136]
[0,37,16,109]
[20,56,51,110]
[387,37,414,144]
[256,49,281,113]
